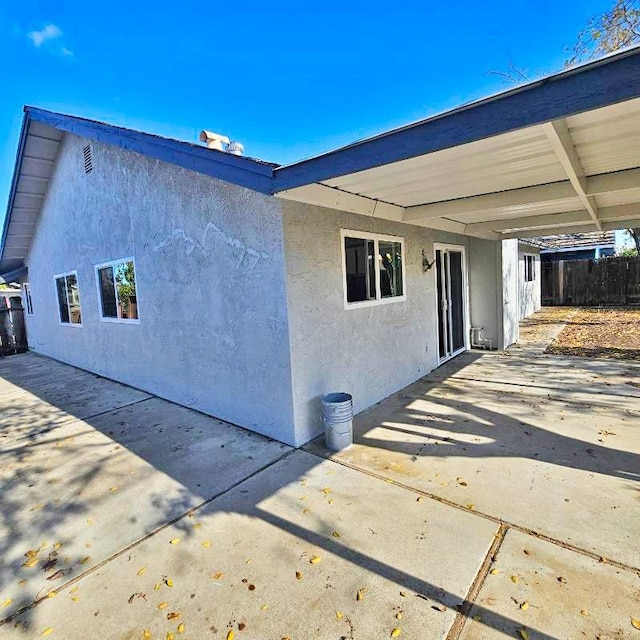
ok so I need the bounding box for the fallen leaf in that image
[261,604,269,611]
[201,541,211,548]
[169,538,180,545]
[143,632,151,639]
[520,602,529,611]
[227,631,235,640]
[356,588,366,601]
[510,575,519,583]
[46,570,66,581]
[322,488,331,495]
[632,618,640,630]
[40,628,54,637]
[489,568,500,575]
[167,634,174,640]
[2,598,13,607]
[47,591,57,599]
[396,612,403,620]
[177,623,185,634]
[327,499,334,504]
[245,559,252,565]
[53,542,62,550]
[466,503,475,510]
[399,592,407,597]
[238,623,246,631]
[86,519,94,526]
[23,557,38,568]
[18,580,27,587]
[70,586,79,594]
[416,497,423,503]
[153,583,161,591]
[166,612,180,620]
[518,629,529,640]
[332,531,341,538]
[137,567,146,576]
[310,556,321,564]
[295,571,303,580]
[486,597,498,606]
[391,629,401,637]
[192,523,201,529]
[581,610,588,616]
[473,615,482,621]
[158,602,169,609]
[165,579,173,588]
[79,557,90,565]
[109,487,118,492]
[335,611,344,620]
[211,572,224,580]
[72,597,79,602]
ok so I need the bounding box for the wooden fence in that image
[542,256,640,306]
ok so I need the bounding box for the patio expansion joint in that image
[444,523,508,640]
[0,446,297,628]
[303,449,640,577]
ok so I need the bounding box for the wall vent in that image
[83,144,93,174]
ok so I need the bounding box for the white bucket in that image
[321,392,353,451]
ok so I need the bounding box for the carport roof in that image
[274,45,640,240]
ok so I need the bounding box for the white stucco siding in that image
[24,134,296,444]
[281,202,503,444]
[518,244,542,320]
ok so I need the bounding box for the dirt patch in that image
[545,307,640,361]
[518,306,576,344]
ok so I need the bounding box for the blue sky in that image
[0,1,613,233]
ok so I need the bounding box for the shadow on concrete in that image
[2,347,626,639]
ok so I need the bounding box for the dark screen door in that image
[436,248,466,361]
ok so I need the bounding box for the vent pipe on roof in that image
[198,131,244,156]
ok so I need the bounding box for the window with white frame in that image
[524,254,536,282]
[23,283,33,315]
[342,230,405,307]
[96,259,139,321]
[54,272,82,325]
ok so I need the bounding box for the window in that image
[54,271,82,325]
[96,258,139,322]
[23,283,33,315]
[341,230,405,308]
[524,254,536,282]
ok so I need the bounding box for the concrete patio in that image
[0,315,639,639]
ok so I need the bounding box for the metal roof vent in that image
[83,144,93,174]
[198,131,244,156]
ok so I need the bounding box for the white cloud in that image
[28,24,62,48]
[61,47,74,57]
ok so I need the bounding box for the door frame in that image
[433,243,470,365]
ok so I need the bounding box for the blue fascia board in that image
[273,47,640,193]
[26,107,275,194]
[0,114,30,273]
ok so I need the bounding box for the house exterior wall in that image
[518,244,541,321]
[468,238,501,349]
[280,202,502,444]
[501,239,520,348]
[23,133,296,443]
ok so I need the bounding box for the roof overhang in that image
[274,46,640,240]
[0,107,275,276]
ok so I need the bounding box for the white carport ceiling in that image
[275,49,640,240]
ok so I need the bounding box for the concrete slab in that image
[0,371,290,622]
[305,351,640,569]
[459,529,640,640]
[2,450,499,639]
[0,353,152,438]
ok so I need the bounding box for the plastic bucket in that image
[321,392,353,451]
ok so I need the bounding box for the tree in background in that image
[566,0,640,65]
[568,0,640,252]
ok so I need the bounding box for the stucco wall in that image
[468,238,501,349]
[518,244,542,320]
[281,203,502,444]
[24,134,296,443]
[500,239,520,348]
